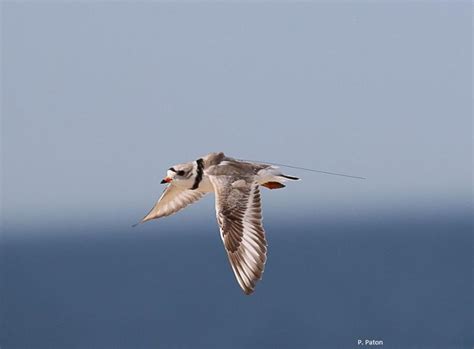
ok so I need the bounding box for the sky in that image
[1,1,472,233]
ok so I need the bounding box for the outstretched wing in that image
[137,185,206,224]
[209,176,267,295]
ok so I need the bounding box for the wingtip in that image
[243,288,255,295]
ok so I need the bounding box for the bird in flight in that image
[135,152,299,295]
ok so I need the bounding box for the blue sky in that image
[2,1,471,234]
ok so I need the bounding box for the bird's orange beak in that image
[160,177,172,184]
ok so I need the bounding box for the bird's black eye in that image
[177,170,185,176]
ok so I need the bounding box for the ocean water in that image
[1,212,472,349]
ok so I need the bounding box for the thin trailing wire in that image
[237,159,366,180]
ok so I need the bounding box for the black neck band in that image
[191,158,204,190]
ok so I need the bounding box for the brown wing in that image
[209,176,267,295]
[137,185,206,224]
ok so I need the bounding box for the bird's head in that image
[161,162,194,187]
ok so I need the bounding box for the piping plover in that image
[136,152,299,295]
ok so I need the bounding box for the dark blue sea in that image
[1,211,472,349]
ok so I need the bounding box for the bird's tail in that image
[257,167,300,190]
[279,174,300,180]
